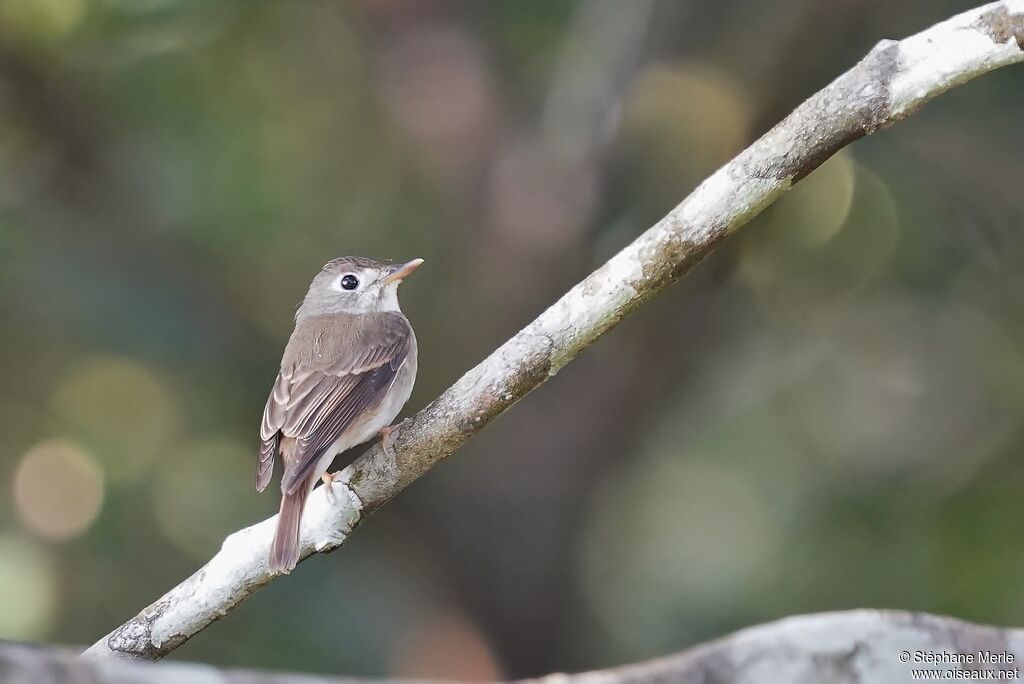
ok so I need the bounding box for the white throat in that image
[377,282,402,312]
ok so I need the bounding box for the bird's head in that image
[298,256,423,318]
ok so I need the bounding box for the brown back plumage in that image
[258,311,414,573]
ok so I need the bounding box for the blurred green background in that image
[2,0,1024,678]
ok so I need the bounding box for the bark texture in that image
[16,611,1024,683]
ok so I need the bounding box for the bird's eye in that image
[340,274,359,290]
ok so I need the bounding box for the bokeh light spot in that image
[770,150,856,247]
[379,22,494,176]
[13,439,104,541]
[582,453,782,651]
[738,158,899,314]
[391,609,504,681]
[152,437,267,560]
[621,61,752,203]
[0,536,56,640]
[49,356,178,483]
[0,0,83,43]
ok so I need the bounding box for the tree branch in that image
[83,1,1024,661]
[27,611,1024,681]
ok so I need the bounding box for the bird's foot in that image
[321,471,338,505]
[379,424,399,459]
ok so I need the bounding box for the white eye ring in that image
[331,273,361,292]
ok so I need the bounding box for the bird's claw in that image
[379,424,398,459]
[321,471,338,505]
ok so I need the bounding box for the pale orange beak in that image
[382,258,424,285]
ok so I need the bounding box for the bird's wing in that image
[256,372,288,491]
[257,313,411,495]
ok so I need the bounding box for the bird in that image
[257,256,422,573]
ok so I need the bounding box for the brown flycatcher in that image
[257,256,422,573]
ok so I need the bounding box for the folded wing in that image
[257,312,411,494]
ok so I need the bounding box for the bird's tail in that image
[268,482,310,574]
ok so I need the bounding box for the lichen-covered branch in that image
[83,0,1024,661]
[33,611,1024,682]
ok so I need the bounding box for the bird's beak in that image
[382,258,424,285]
